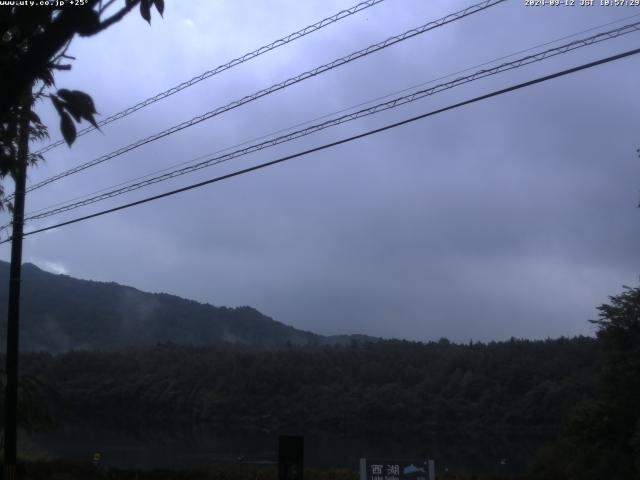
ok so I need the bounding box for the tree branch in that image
[99,0,118,15]
[0,1,101,120]
[93,0,140,34]
[50,39,73,64]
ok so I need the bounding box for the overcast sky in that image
[2,0,639,342]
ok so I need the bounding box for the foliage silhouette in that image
[0,0,164,207]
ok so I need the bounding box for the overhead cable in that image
[13,0,506,200]
[3,46,638,245]
[19,21,640,224]
[33,0,390,155]
[24,11,640,219]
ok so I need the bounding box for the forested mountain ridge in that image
[0,336,602,475]
[19,337,601,437]
[0,261,375,352]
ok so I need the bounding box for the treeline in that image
[4,286,640,478]
[15,336,599,437]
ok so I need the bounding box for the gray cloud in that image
[2,0,639,342]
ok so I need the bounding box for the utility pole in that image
[3,89,31,480]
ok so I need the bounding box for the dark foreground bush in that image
[16,460,530,480]
[16,460,359,480]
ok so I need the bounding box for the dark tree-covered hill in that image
[15,337,600,438]
[0,261,374,352]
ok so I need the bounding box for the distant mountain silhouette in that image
[0,261,377,352]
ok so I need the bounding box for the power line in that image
[23,0,505,195]
[3,46,638,245]
[13,0,505,201]
[23,12,640,219]
[18,20,640,224]
[352,11,640,111]
[33,0,389,156]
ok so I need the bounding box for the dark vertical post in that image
[3,92,31,480]
[278,435,304,480]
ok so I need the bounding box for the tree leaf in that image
[60,112,76,146]
[154,0,164,17]
[85,113,100,131]
[140,0,151,24]
[74,90,97,114]
[28,111,41,124]
[75,9,101,37]
[50,95,65,116]
[57,89,98,125]
[56,88,72,99]
[58,89,97,114]
[40,68,55,87]
[63,102,82,123]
